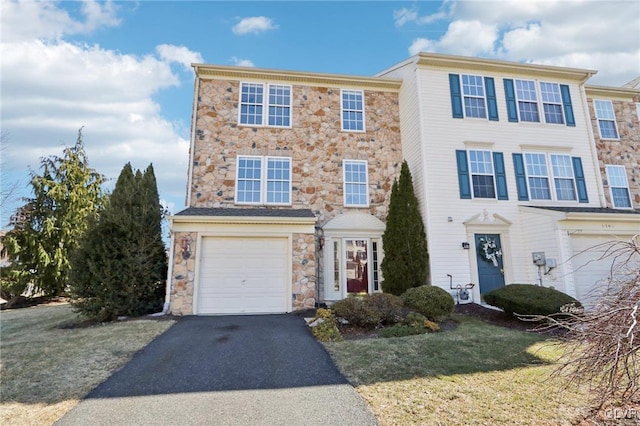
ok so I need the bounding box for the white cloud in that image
[393,8,418,27]
[156,44,204,70]
[402,0,640,86]
[230,56,255,67]
[1,0,121,42]
[393,2,452,27]
[232,16,278,35]
[0,2,194,224]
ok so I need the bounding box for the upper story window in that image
[462,75,487,119]
[523,153,577,201]
[468,150,495,198]
[341,90,365,132]
[504,79,575,126]
[539,82,564,124]
[455,149,508,200]
[605,165,632,208]
[236,155,291,205]
[239,82,291,128]
[594,100,619,139]
[515,79,540,122]
[449,74,498,121]
[343,159,368,206]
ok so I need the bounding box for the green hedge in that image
[483,284,582,316]
[402,285,454,320]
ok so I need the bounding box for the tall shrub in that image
[1,129,104,298]
[381,161,429,296]
[69,163,167,321]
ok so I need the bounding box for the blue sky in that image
[1,0,639,227]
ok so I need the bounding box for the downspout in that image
[162,218,176,314]
[579,75,607,207]
[185,66,200,206]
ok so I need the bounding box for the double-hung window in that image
[343,160,368,206]
[539,82,564,124]
[469,150,495,198]
[606,165,632,208]
[462,75,487,119]
[594,100,619,139]
[341,90,364,132]
[239,82,292,127]
[515,79,540,122]
[524,153,577,201]
[236,155,291,205]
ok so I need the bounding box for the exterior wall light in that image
[461,242,470,249]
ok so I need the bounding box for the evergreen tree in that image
[1,129,104,297]
[70,163,167,321]
[381,161,429,296]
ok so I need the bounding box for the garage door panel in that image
[197,237,289,314]
[571,235,637,308]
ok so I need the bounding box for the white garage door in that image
[197,237,289,315]
[571,235,636,308]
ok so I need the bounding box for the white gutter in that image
[185,69,200,206]
[162,218,176,314]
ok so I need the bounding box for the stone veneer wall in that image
[191,79,403,224]
[170,78,402,313]
[588,97,640,207]
[170,231,196,316]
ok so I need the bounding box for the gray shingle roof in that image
[528,206,640,215]
[175,207,316,218]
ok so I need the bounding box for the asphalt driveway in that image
[57,314,377,425]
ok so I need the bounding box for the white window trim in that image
[340,89,366,133]
[343,159,369,207]
[237,82,293,129]
[524,152,577,202]
[514,79,541,123]
[605,165,633,209]
[539,81,564,125]
[461,74,488,120]
[235,155,292,206]
[594,99,620,140]
[468,149,497,199]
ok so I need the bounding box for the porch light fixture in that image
[461,242,470,249]
[180,237,191,260]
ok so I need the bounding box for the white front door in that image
[324,237,381,300]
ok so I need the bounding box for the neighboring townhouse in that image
[166,65,403,315]
[379,53,640,307]
[586,82,640,209]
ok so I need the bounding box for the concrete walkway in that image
[57,314,378,425]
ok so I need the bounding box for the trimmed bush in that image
[332,296,381,328]
[483,284,582,316]
[368,293,403,324]
[402,285,455,320]
[310,308,343,342]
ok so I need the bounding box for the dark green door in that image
[475,234,505,295]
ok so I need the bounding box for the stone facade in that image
[168,68,402,314]
[587,91,640,208]
[190,79,403,226]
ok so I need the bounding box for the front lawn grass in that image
[324,315,591,425]
[0,303,174,425]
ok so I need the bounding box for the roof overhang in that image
[192,63,402,92]
[585,84,640,101]
[415,52,597,83]
[520,206,640,235]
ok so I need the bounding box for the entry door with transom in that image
[344,239,370,295]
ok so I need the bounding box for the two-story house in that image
[166,65,403,315]
[379,53,639,307]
